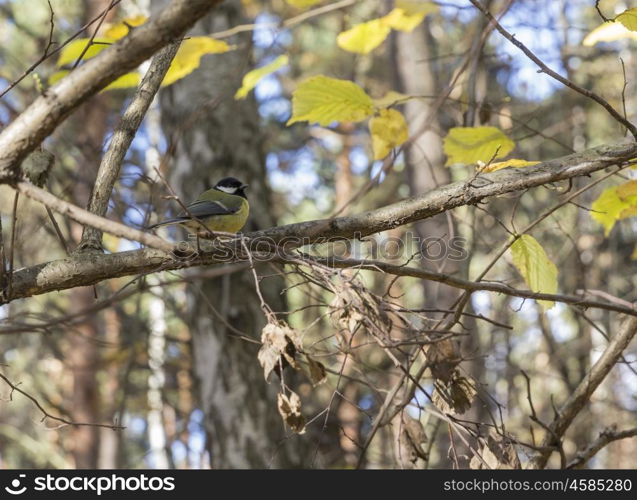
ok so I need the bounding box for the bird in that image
[148,177,249,234]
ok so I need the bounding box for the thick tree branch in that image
[528,316,637,469]
[251,142,637,243]
[0,0,223,182]
[5,142,637,303]
[79,41,181,252]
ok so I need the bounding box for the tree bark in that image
[159,0,301,468]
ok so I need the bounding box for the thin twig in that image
[71,0,118,69]
[468,0,637,139]
[0,372,124,430]
[0,0,122,99]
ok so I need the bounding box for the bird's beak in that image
[241,184,249,190]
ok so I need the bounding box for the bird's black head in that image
[214,177,248,199]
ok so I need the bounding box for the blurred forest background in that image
[0,0,636,469]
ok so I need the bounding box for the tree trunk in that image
[159,1,300,468]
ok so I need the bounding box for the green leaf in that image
[443,126,515,166]
[481,158,539,173]
[235,55,288,100]
[369,109,408,159]
[510,235,558,310]
[337,19,391,54]
[616,7,637,31]
[287,75,374,126]
[56,38,113,66]
[591,181,637,235]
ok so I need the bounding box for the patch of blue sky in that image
[256,74,290,121]
[359,393,374,411]
[408,387,429,418]
[472,290,491,316]
[439,1,578,102]
[253,12,292,49]
[171,440,187,465]
[509,296,539,322]
[370,160,386,183]
[119,161,145,188]
[350,146,369,175]
[127,415,147,435]
[267,149,320,204]
[546,303,576,342]
[438,2,477,24]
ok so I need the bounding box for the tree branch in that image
[78,41,181,252]
[251,142,637,243]
[0,0,223,182]
[4,142,637,304]
[528,316,637,469]
[295,256,637,318]
[567,427,637,469]
[16,181,174,253]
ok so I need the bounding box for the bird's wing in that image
[177,199,239,219]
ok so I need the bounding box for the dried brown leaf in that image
[432,376,476,415]
[257,322,303,381]
[398,414,428,466]
[277,391,306,434]
[426,338,461,383]
[470,430,521,470]
[305,354,327,386]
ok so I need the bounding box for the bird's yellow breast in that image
[182,198,249,234]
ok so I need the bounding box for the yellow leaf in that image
[56,38,113,66]
[631,244,637,260]
[591,183,637,235]
[616,7,637,31]
[337,19,391,54]
[374,90,410,108]
[287,75,374,126]
[103,15,148,39]
[50,69,139,91]
[616,179,637,199]
[510,235,558,310]
[162,37,232,86]
[369,109,408,160]
[480,158,539,173]
[285,0,323,8]
[396,0,440,15]
[582,21,637,46]
[443,126,515,166]
[104,72,141,90]
[235,55,288,100]
[383,2,438,32]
